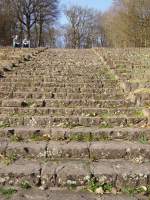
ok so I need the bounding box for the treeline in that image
[0,0,150,48]
[63,7,103,48]
[63,0,150,48]
[103,0,150,47]
[0,0,59,47]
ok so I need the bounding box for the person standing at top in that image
[22,36,30,48]
[13,35,21,48]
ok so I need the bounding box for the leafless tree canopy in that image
[102,0,150,47]
[63,1,150,48]
[64,6,103,48]
[0,0,59,47]
[0,0,150,47]
[0,0,16,46]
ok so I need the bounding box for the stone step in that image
[1,72,118,78]
[0,92,124,100]
[0,50,46,80]
[0,127,149,142]
[0,77,118,83]
[1,140,149,162]
[5,71,114,76]
[1,74,118,81]
[0,107,144,117]
[0,99,134,108]
[0,86,122,93]
[1,189,144,200]
[0,48,149,200]
[0,115,147,128]
[0,80,119,87]
[0,84,121,91]
[3,70,114,75]
[0,159,149,189]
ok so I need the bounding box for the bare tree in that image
[12,0,39,40]
[37,0,59,46]
[10,0,59,46]
[0,0,16,45]
[64,6,102,48]
[102,0,150,47]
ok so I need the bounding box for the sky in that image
[60,0,113,24]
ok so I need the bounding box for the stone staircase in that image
[0,49,149,200]
[94,48,150,122]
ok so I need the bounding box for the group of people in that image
[13,35,30,48]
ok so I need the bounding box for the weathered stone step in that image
[0,84,121,92]
[0,115,147,128]
[0,80,119,87]
[2,78,116,84]
[0,49,46,74]
[7,71,114,77]
[0,159,149,189]
[7,75,115,82]
[2,74,116,81]
[0,99,134,108]
[1,141,150,161]
[0,127,149,142]
[142,100,150,107]
[0,48,149,200]
[0,92,124,100]
[0,77,118,84]
[0,107,144,117]
[1,189,143,200]
[4,70,114,76]
[0,86,122,94]
[0,65,106,70]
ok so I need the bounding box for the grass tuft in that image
[20,180,31,189]
[0,187,17,199]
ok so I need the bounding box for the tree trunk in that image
[38,21,43,47]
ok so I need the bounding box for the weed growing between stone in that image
[30,133,50,141]
[0,187,17,199]
[139,135,149,144]
[66,180,77,190]
[3,153,18,165]
[20,180,32,189]
[86,177,113,194]
[0,122,10,128]
[122,186,150,196]
[10,134,23,142]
